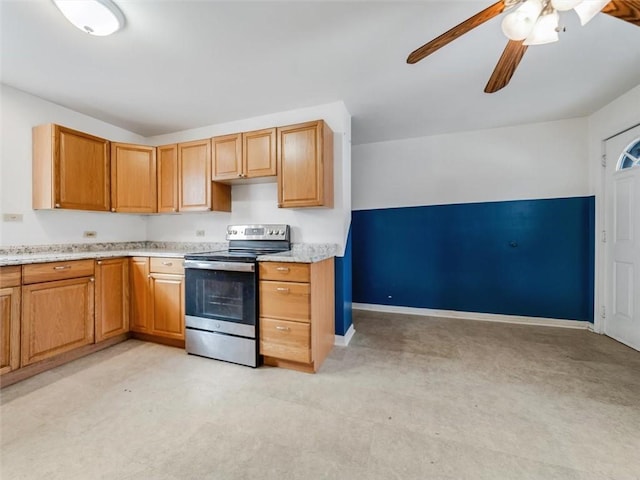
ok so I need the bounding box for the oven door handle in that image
[184,260,255,273]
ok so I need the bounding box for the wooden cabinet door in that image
[157,144,178,213]
[277,120,333,208]
[130,257,150,333]
[244,128,276,179]
[111,143,157,213]
[95,258,129,342]
[129,257,151,333]
[178,139,211,211]
[212,134,242,181]
[149,273,184,340]
[21,277,95,367]
[57,126,111,211]
[0,287,21,374]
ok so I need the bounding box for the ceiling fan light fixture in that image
[573,0,610,25]
[52,0,125,36]
[501,0,544,40]
[550,0,583,11]
[524,10,560,45]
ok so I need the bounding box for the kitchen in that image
[2,1,640,479]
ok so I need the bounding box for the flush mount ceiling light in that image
[406,0,640,92]
[52,0,125,36]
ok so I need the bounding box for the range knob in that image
[279,229,284,235]
[232,230,237,234]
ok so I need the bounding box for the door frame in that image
[596,123,640,335]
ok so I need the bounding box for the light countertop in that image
[0,243,339,266]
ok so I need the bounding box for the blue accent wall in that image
[334,224,353,336]
[352,197,595,322]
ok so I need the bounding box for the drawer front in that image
[259,262,309,283]
[0,266,21,288]
[150,257,184,274]
[22,259,95,284]
[260,318,311,363]
[260,280,310,322]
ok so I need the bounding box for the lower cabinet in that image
[130,256,151,333]
[0,266,21,375]
[130,257,185,344]
[259,258,334,373]
[21,275,95,367]
[149,273,185,340]
[95,258,129,342]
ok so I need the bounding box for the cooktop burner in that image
[184,249,286,262]
[184,224,291,263]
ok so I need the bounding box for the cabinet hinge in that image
[601,305,606,319]
[601,154,607,167]
[601,230,607,243]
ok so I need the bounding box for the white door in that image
[605,124,640,351]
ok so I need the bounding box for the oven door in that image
[184,261,256,326]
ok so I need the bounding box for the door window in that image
[618,138,640,170]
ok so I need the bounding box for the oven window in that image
[185,269,256,325]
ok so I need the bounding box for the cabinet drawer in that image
[22,260,95,284]
[259,262,309,283]
[260,318,311,363]
[260,281,310,322]
[0,266,21,288]
[150,257,184,274]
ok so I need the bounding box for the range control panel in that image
[226,224,290,241]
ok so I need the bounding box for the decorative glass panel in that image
[618,138,640,171]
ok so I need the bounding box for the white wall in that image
[0,85,148,246]
[146,102,352,253]
[587,83,640,333]
[352,118,589,210]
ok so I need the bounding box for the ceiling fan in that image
[407,0,640,93]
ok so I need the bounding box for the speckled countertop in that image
[0,242,338,266]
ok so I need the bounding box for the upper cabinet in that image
[277,120,333,208]
[32,119,333,214]
[212,134,242,181]
[33,124,110,211]
[212,128,276,182]
[159,142,230,213]
[244,128,277,179]
[157,144,179,213]
[111,143,157,213]
[178,139,212,212]
[177,140,231,212]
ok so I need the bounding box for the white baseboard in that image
[334,324,356,346]
[352,303,590,330]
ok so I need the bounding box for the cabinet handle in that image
[275,326,290,331]
[173,208,177,212]
[111,208,116,212]
[97,261,102,265]
[275,287,289,293]
[54,203,61,208]
[276,267,289,272]
[53,265,71,270]
[90,277,95,282]
[162,261,173,266]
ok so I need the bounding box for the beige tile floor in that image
[1,310,639,479]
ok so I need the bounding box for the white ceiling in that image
[1,0,639,145]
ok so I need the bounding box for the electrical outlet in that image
[196,230,205,237]
[3,213,23,222]
[83,231,97,238]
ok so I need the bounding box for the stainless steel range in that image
[183,224,291,367]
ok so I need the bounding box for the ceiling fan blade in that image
[602,0,640,26]
[407,1,507,64]
[484,40,528,93]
